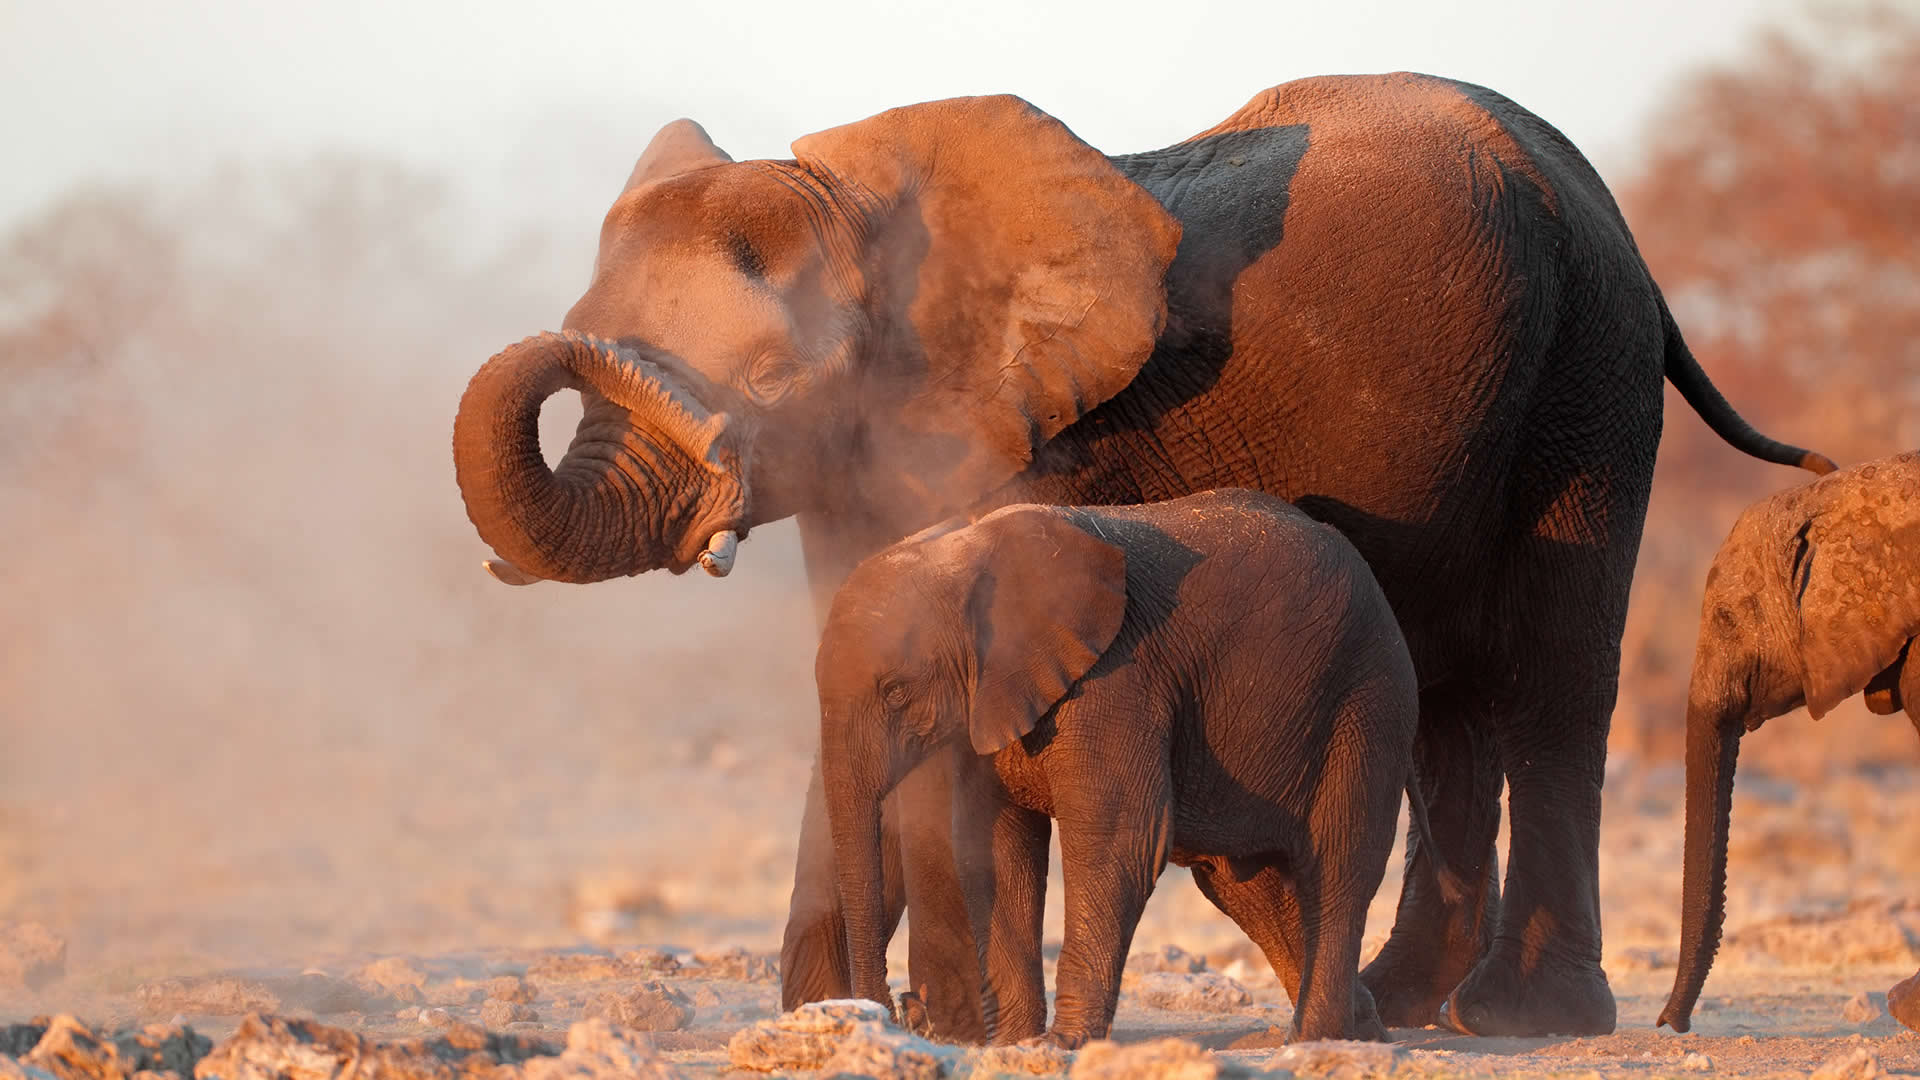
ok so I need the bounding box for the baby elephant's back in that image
[1071,488,1415,713]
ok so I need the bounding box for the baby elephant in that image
[816,488,1428,1047]
[1660,450,1920,1033]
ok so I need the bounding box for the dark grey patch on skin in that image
[726,229,768,280]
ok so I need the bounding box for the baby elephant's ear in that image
[963,509,1128,755]
[1795,472,1920,719]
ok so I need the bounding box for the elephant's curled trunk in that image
[451,331,748,584]
[1658,699,1743,1033]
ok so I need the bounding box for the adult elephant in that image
[450,72,1832,1039]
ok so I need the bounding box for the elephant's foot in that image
[1342,978,1391,1042]
[1359,931,1480,1028]
[1021,1030,1089,1051]
[1439,949,1616,1037]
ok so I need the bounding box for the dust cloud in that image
[0,154,820,987]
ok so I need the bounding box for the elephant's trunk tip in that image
[1801,450,1839,476]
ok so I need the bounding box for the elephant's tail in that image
[1660,293,1837,475]
[1405,776,1466,907]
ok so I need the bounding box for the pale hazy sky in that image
[6,0,1803,231]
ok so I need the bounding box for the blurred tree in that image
[1614,1,1920,765]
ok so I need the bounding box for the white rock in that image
[1811,1047,1884,1080]
[1129,972,1252,1013]
[1843,990,1887,1024]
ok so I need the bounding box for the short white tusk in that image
[698,530,739,577]
[483,559,543,586]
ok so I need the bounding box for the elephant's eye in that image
[744,350,802,406]
[880,678,912,711]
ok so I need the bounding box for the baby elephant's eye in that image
[881,679,912,711]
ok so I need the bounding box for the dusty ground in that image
[5,675,1920,1077]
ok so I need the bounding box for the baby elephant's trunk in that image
[1659,701,1743,1032]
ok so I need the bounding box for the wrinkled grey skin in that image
[817,489,1428,1047]
[450,73,1834,1039]
[1658,450,1920,1033]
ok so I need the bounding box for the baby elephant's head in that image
[812,505,1127,1008]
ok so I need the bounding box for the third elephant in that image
[449,71,1835,1038]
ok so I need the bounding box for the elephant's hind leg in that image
[1359,685,1503,1028]
[1192,856,1388,1042]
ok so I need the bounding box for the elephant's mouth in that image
[451,330,756,586]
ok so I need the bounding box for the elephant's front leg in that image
[1043,779,1171,1048]
[952,758,1052,1044]
[896,744,990,1042]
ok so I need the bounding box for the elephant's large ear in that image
[1794,459,1920,719]
[622,118,733,194]
[958,508,1128,755]
[792,96,1182,511]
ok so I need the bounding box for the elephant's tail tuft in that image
[1660,291,1837,476]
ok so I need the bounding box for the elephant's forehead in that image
[566,238,789,368]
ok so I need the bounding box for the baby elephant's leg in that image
[979,802,1052,1044]
[1044,788,1172,1048]
[1195,856,1386,1042]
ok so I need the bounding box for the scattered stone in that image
[0,1058,55,1080]
[190,1013,553,1080]
[1843,990,1888,1024]
[424,982,487,1007]
[517,1019,681,1080]
[420,1007,452,1029]
[1724,897,1920,968]
[267,973,392,1015]
[21,1014,123,1080]
[1811,1047,1884,1080]
[527,953,628,983]
[729,999,893,1072]
[487,976,537,1004]
[1681,1051,1714,1071]
[1126,944,1207,975]
[691,945,777,983]
[1204,941,1279,988]
[569,875,669,942]
[134,976,282,1018]
[0,924,66,992]
[1129,972,1252,1013]
[1071,1037,1273,1080]
[964,1042,1073,1077]
[618,949,681,976]
[2,1023,48,1057]
[1889,969,1920,1032]
[352,956,428,995]
[688,985,723,1008]
[11,1014,212,1080]
[481,999,541,1028]
[586,981,692,1032]
[1610,946,1675,972]
[819,1024,948,1080]
[1270,1039,1406,1078]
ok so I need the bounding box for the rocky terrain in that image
[5,707,1920,1078]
